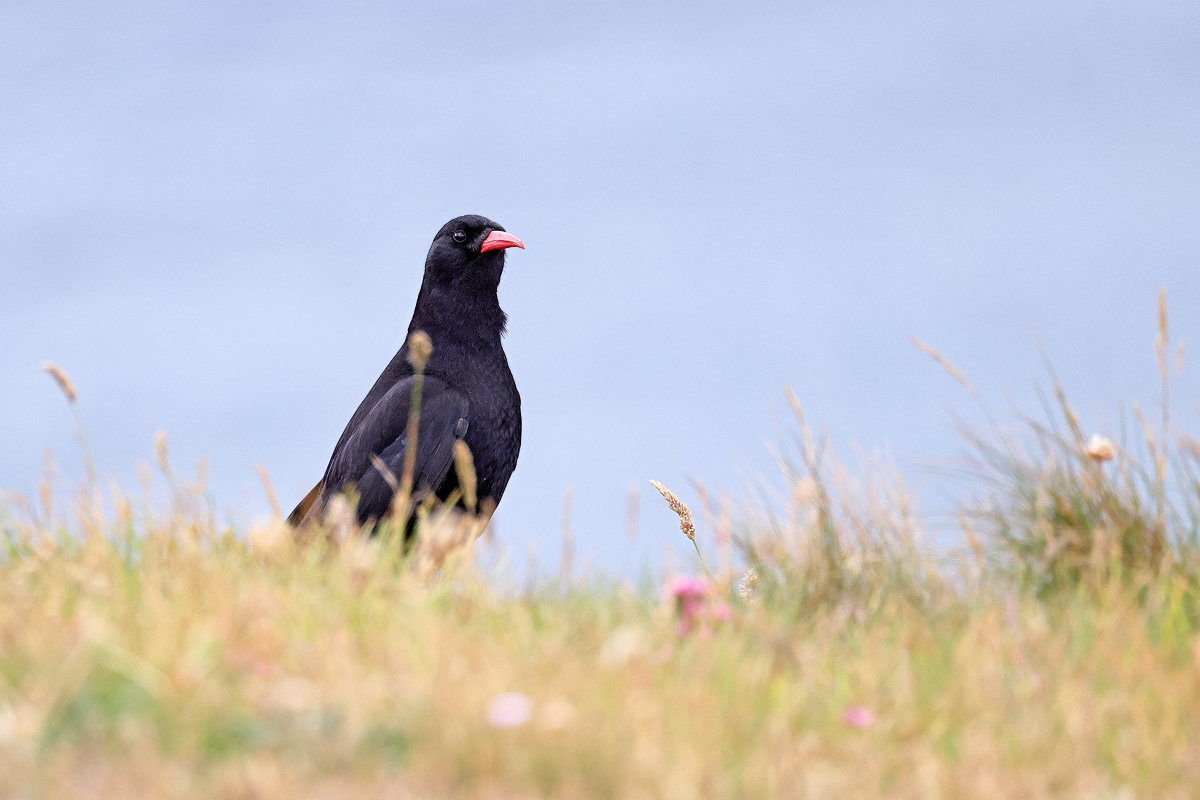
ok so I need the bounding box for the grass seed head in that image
[452,439,477,513]
[649,479,696,541]
[154,430,171,475]
[738,567,759,599]
[909,336,979,400]
[41,362,77,403]
[407,330,433,371]
[1156,287,1169,381]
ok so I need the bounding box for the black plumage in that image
[289,214,523,528]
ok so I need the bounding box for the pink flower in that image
[666,576,735,636]
[487,693,533,728]
[842,705,874,729]
[667,575,708,635]
[668,575,709,603]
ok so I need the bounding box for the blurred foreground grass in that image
[5,297,1200,798]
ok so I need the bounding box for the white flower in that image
[1085,435,1115,462]
[487,693,533,728]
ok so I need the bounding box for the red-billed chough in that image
[288,214,524,529]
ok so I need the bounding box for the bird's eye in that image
[452,231,467,244]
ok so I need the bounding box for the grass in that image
[4,296,1200,798]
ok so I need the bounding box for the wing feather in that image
[321,376,469,523]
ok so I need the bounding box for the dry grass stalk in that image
[909,336,980,401]
[254,464,283,519]
[1154,289,1171,531]
[559,487,574,585]
[716,491,733,585]
[1053,383,1086,449]
[397,330,433,516]
[1156,287,1169,386]
[959,512,986,577]
[154,430,171,476]
[452,440,477,513]
[1178,434,1200,463]
[784,385,818,476]
[371,454,400,494]
[41,361,97,490]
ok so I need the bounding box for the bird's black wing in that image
[322,376,469,523]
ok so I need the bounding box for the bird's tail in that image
[287,481,323,527]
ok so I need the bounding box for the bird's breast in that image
[425,345,521,501]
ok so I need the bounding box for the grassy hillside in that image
[4,301,1200,799]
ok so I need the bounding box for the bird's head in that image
[424,214,524,292]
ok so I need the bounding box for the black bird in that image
[288,214,524,528]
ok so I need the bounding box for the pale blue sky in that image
[3,0,1199,574]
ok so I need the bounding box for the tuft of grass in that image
[733,386,947,621]
[940,290,1200,596]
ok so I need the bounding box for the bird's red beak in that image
[480,230,525,253]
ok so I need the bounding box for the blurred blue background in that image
[3,0,1199,575]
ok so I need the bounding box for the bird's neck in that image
[408,284,508,348]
